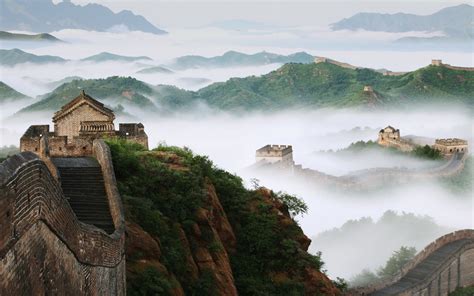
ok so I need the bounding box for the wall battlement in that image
[256,144,294,167]
[0,140,126,295]
[431,59,474,71]
[351,230,474,295]
[20,91,149,157]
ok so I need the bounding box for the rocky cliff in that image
[108,139,340,295]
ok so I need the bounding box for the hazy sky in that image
[56,1,469,29]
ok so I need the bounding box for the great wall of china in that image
[0,91,472,294]
[0,140,126,295]
[351,229,474,295]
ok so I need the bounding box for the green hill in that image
[195,62,474,110]
[136,65,174,74]
[19,62,474,113]
[0,82,30,101]
[0,31,63,42]
[81,52,152,63]
[169,51,315,70]
[0,48,67,66]
[19,76,158,113]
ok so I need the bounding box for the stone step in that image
[54,157,115,234]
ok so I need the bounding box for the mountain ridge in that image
[0,0,167,35]
[18,61,474,114]
[0,31,63,42]
[331,4,473,40]
[168,51,315,70]
[0,48,67,66]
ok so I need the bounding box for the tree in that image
[350,269,379,287]
[378,246,417,278]
[273,191,308,218]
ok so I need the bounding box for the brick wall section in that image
[351,230,474,295]
[92,139,125,236]
[0,151,126,294]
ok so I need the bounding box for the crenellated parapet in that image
[350,229,474,295]
[0,140,126,295]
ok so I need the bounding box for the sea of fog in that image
[1,28,473,97]
[2,105,472,234]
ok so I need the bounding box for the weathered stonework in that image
[350,230,474,296]
[433,138,468,158]
[20,90,149,157]
[377,126,414,152]
[0,141,126,295]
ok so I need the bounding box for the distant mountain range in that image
[0,49,154,66]
[136,66,174,74]
[0,48,317,69]
[0,81,30,101]
[0,31,63,42]
[17,61,474,114]
[331,4,473,40]
[0,0,166,34]
[168,51,315,70]
[0,48,67,66]
[81,52,152,63]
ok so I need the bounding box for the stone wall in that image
[93,140,125,235]
[351,230,474,296]
[378,138,414,152]
[0,150,126,295]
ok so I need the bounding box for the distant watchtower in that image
[431,59,443,66]
[256,145,294,167]
[314,57,328,64]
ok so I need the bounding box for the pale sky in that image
[56,0,470,29]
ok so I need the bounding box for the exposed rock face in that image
[189,181,238,296]
[125,182,238,296]
[257,188,341,296]
[114,145,340,295]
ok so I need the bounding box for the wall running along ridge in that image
[0,139,126,295]
[350,230,474,296]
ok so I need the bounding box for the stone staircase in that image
[52,157,115,234]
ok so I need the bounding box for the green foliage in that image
[411,145,442,160]
[0,82,29,101]
[109,139,327,295]
[21,76,157,112]
[449,286,474,296]
[19,62,474,114]
[348,246,416,287]
[340,140,380,152]
[127,266,173,296]
[378,246,417,278]
[332,277,349,292]
[0,145,19,160]
[192,269,217,296]
[272,191,308,218]
[350,269,379,287]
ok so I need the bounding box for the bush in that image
[411,145,442,160]
[127,267,172,296]
[272,191,308,218]
[378,246,417,278]
[449,286,474,296]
